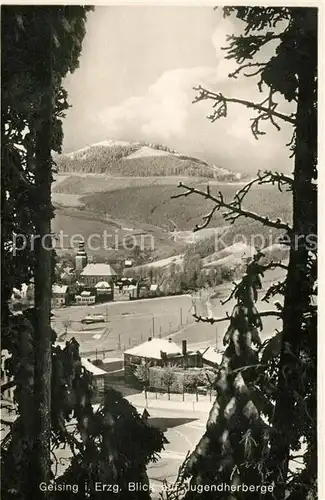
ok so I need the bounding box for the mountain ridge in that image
[57,140,245,181]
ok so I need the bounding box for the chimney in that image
[148,337,152,342]
[182,340,187,356]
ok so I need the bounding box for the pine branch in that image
[221,282,240,306]
[193,310,281,324]
[171,182,291,232]
[257,170,294,192]
[262,280,286,303]
[261,261,288,272]
[228,62,267,79]
[193,85,295,139]
[193,86,296,125]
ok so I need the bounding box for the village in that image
[2,233,285,490]
[2,240,229,489]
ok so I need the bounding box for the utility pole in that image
[152,317,155,337]
[117,334,121,351]
[180,307,183,326]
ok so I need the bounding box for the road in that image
[51,294,207,356]
[145,406,208,495]
[53,400,211,496]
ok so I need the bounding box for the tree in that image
[2,7,93,496]
[134,362,151,401]
[182,254,269,498]
[53,383,167,500]
[1,6,167,500]
[61,319,72,339]
[170,7,316,500]
[183,372,203,403]
[161,364,178,401]
[201,368,218,402]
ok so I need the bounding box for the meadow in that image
[52,174,292,260]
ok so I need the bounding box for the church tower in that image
[75,241,88,273]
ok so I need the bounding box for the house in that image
[80,263,117,287]
[81,358,107,403]
[124,338,181,383]
[124,259,133,268]
[60,267,75,284]
[128,284,138,300]
[113,281,138,301]
[124,338,202,384]
[113,285,130,301]
[113,278,138,301]
[94,281,113,301]
[75,290,96,305]
[149,283,160,296]
[52,284,69,308]
[201,346,224,367]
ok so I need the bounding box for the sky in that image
[62,6,295,174]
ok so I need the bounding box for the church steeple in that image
[75,240,88,272]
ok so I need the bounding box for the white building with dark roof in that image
[123,338,204,384]
[75,290,95,305]
[124,338,182,383]
[52,284,69,308]
[125,338,182,361]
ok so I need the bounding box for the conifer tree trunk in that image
[269,10,317,496]
[33,11,53,497]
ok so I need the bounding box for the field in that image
[53,174,218,195]
[52,173,292,261]
[52,264,285,357]
[51,206,185,259]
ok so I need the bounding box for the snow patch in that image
[92,139,131,148]
[126,146,171,159]
[64,140,132,160]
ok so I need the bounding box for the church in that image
[75,241,117,287]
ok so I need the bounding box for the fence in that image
[79,305,197,360]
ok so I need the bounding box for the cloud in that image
[95,57,293,174]
[98,66,222,141]
[64,11,294,174]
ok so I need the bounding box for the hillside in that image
[52,205,185,260]
[80,183,292,234]
[52,178,291,267]
[56,140,242,180]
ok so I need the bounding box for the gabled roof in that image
[81,358,107,376]
[202,346,224,365]
[52,284,68,295]
[80,263,117,277]
[125,338,182,360]
[95,281,111,288]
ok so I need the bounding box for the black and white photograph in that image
[1,4,319,500]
